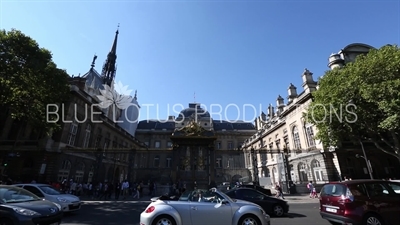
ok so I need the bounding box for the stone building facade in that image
[242,43,400,192]
[242,68,338,193]
[134,103,256,189]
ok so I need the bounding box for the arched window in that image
[312,160,323,182]
[61,160,71,170]
[292,126,301,150]
[298,162,308,182]
[58,160,71,182]
[83,124,91,148]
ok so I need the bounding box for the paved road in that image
[62,200,329,225]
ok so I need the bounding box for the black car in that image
[240,184,272,196]
[0,185,63,225]
[226,187,289,217]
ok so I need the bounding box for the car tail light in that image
[338,188,354,204]
[145,206,155,213]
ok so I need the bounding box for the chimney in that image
[268,104,275,119]
[301,68,317,93]
[276,95,285,114]
[189,103,199,109]
[287,83,297,104]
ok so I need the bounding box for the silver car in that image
[14,183,81,213]
[140,188,271,225]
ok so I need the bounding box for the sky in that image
[1,0,399,123]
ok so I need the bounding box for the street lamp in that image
[356,139,373,180]
[250,148,259,186]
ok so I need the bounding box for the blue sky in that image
[1,0,399,122]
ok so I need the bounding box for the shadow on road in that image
[62,202,147,225]
[285,213,307,218]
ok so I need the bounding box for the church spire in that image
[102,24,119,86]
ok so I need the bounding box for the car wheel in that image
[238,214,260,225]
[363,213,385,225]
[152,215,176,225]
[0,218,14,225]
[272,204,284,217]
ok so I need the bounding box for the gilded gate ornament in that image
[179,121,206,136]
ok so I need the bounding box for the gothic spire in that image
[102,24,119,86]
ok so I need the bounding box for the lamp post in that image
[251,148,259,186]
[356,139,373,179]
[356,153,373,179]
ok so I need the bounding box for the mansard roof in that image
[137,120,255,131]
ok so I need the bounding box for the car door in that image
[364,182,398,225]
[237,189,270,211]
[190,192,232,225]
[22,185,45,198]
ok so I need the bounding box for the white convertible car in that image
[140,188,271,225]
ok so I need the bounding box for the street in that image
[61,200,330,225]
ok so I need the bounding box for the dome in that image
[176,103,210,119]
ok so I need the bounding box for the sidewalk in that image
[79,195,153,202]
[79,194,319,204]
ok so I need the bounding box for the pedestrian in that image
[275,183,285,199]
[307,181,315,198]
[115,182,121,200]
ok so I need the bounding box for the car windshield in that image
[0,186,41,203]
[321,184,346,197]
[179,189,234,202]
[39,185,61,195]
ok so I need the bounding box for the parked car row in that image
[0,184,81,225]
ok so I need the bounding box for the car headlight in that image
[53,202,62,211]
[12,206,41,216]
[57,197,69,203]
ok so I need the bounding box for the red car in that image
[319,179,400,225]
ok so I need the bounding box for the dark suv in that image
[319,180,400,225]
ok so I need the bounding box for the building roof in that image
[176,103,211,120]
[137,119,255,131]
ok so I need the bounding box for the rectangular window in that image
[305,125,316,147]
[216,158,222,168]
[154,156,160,167]
[155,141,161,148]
[228,141,233,150]
[216,142,221,149]
[83,125,91,148]
[166,158,171,168]
[167,141,172,148]
[67,122,78,146]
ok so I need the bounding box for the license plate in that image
[326,207,337,213]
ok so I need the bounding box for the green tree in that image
[305,45,400,162]
[0,29,70,135]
